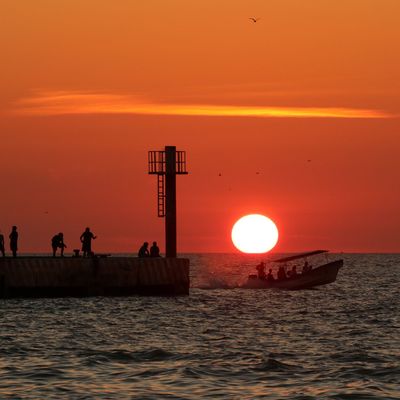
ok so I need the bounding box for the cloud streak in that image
[12,91,390,119]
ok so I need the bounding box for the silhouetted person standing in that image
[256,261,266,280]
[138,242,149,258]
[9,226,18,258]
[52,232,67,257]
[150,241,160,257]
[80,227,97,257]
[0,231,5,257]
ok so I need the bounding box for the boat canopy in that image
[273,250,328,263]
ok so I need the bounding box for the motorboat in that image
[242,250,343,290]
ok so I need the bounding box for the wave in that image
[254,357,301,372]
[81,348,180,365]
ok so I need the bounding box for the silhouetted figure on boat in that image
[256,262,266,280]
[52,233,67,257]
[302,261,308,274]
[302,261,312,274]
[0,231,5,257]
[287,265,298,278]
[80,227,97,257]
[266,268,275,282]
[150,241,160,257]
[9,226,18,258]
[277,266,286,280]
[138,242,150,258]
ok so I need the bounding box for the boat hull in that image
[242,260,343,290]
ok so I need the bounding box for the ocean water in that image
[0,253,399,399]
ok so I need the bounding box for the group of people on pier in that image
[51,227,97,258]
[0,226,18,258]
[0,226,162,258]
[138,241,161,258]
[256,260,313,281]
[0,226,98,258]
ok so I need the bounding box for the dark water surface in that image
[0,254,399,399]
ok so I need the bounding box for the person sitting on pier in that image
[256,262,266,280]
[9,226,18,258]
[0,230,5,257]
[277,266,286,280]
[266,268,275,282]
[150,241,160,257]
[80,227,97,257]
[138,242,150,258]
[51,232,67,257]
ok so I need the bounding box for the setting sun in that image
[231,214,279,254]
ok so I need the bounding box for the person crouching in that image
[52,232,67,257]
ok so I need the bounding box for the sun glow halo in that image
[231,214,279,254]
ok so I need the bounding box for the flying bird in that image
[249,17,260,23]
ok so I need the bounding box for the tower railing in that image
[148,150,187,175]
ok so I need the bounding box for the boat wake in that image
[194,271,241,290]
[189,254,260,289]
[195,275,236,289]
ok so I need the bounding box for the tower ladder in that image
[157,174,165,217]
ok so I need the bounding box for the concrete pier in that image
[0,257,190,298]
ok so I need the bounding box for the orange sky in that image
[1,1,399,253]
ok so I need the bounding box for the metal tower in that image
[148,146,188,257]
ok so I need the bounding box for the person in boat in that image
[51,232,67,257]
[256,261,266,280]
[277,266,286,280]
[266,268,275,282]
[302,261,309,274]
[289,265,298,278]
